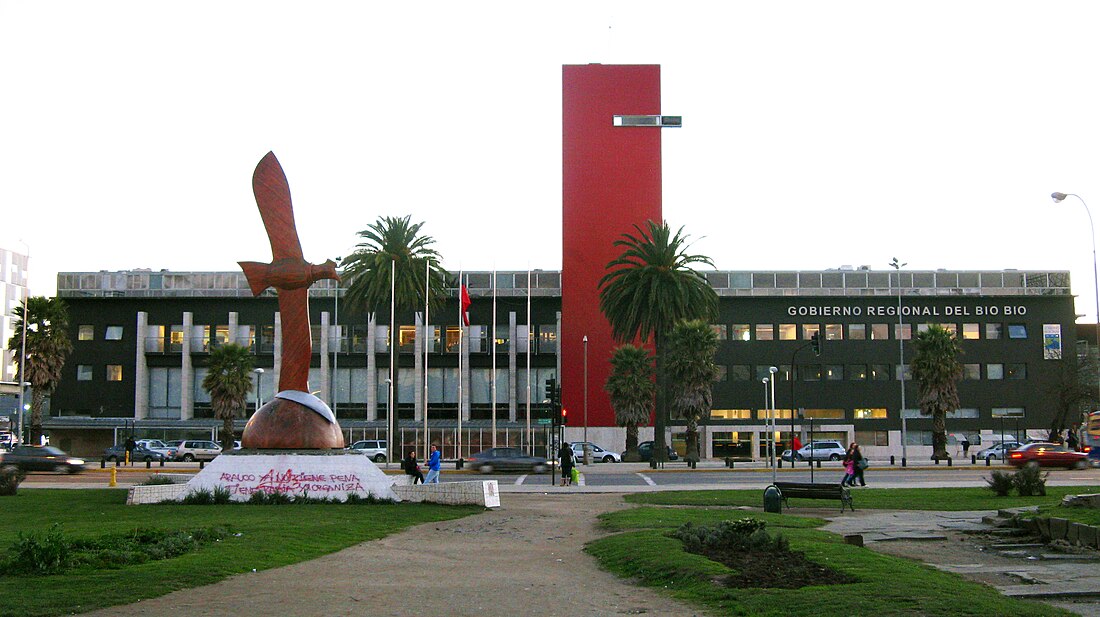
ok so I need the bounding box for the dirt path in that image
[77,493,702,617]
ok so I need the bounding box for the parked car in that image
[1,445,85,473]
[975,441,1021,461]
[466,447,548,473]
[172,439,223,462]
[104,444,166,463]
[135,439,178,461]
[781,449,795,462]
[795,441,847,461]
[1007,442,1089,469]
[631,441,679,462]
[347,440,388,462]
[570,442,621,463]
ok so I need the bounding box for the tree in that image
[202,343,254,451]
[341,215,449,456]
[598,220,718,464]
[605,344,655,461]
[1046,355,1097,436]
[665,319,720,465]
[910,324,963,459]
[6,296,72,445]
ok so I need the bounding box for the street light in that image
[1052,192,1100,409]
[890,257,908,467]
[385,377,393,469]
[582,334,589,465]
[16,242,29,446]
[253,368,265,410]
[761,378,770,470]
[768,366,778,483]
[19,381,30,445]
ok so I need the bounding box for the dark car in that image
[1,445,85,473]
[630,441,679,462]
[103,444,166,463]
[465,447,549,474]
[1007,442,1088,470]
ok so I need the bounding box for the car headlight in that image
[67,458,85,465]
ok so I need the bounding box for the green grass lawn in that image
[1024,504,1100,526]
[588,505,1075,617]
[0,489,481,617]
[625,485,1097,510]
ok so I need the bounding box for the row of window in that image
[718,363,1028,382]
[713,322,1029,341]
[709,406,1024,421]
[76,364,123,381]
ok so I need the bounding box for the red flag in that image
[460,284,471,326]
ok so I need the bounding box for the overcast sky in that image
[3,2,1100,319]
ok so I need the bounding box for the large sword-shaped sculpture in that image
[238,151,345,449]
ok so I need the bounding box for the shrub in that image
[985,470,1014,496]
[139,474,178,486]
[0,465,27,496]
[670,518,788,554]
[4,524,71,575]
[1012,465,1048,497]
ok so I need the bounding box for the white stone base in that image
[183,451,399,502]
[393,480,499,507]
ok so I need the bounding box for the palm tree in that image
[6,297,72,444]
[202,343,254,451]
[910,324,963,459]
[604,344,655,461]
[599,220,718,464]
[341,215,449,457]
[665,319,720,465]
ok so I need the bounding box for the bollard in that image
[934,456,940,465]
[815,460,821,468]
[109,466,117,487]
[456,458,464,470]
[100,459,105,469]
[160,459,165,467]
[199,460,204,470]
[146,459,151,469]
[971,454,976,465]
[890,455,895,466]
[947,457,952,467]
[115,459,120,467]
[986,456,991,466]
[763,485,782,513]
[902,457,907,467]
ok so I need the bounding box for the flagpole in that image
[526,266,532,454]
[423,257,430,461]
[388,260,395,470]
[491,266,497,448]
[457,270,464,462]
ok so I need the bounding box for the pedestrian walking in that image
[845,442,868,486]
[424,444,441,484]
[125,436,136,465]
[403,450,424,484]
[1067,426,1080,451]
[961,436,970,457]
[559,442,574,486]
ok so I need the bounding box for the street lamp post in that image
[761,378,770,470]
[890,258,908,466]
[16,241,29,445]
[253,368,265,410]
[582,334,589,465]
[768,366,778,483]
[1052,192,1100,409]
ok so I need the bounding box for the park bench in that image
[772,481,853,513]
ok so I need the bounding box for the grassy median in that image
[0,489,480,617]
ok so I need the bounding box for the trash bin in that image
[763,484,782,513]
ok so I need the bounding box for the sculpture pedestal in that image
[241,396,344,449]
[184,450,398,502]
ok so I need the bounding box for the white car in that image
[347,440,388,462]
[170,439,223,462]
[570,442,621,463]
[975,441,1022,461]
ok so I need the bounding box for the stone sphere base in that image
[241,397,345,449]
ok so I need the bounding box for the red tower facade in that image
[561,64,663,428]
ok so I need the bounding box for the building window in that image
[895,364,911,380]
[78,325,94,341]
[804,408,845,419]
[802,324,820,340]
[848,324,866,340]
[848,365,868,380]
[778,324,797,340]
[731,324,750,341]
[801,365,822,381]
[986,323,1003,339]
[854,408,887,420]
[855,430,889,446]
[916,323,931,334]
[824,324,843,340]
[870,324,889,340]
[962,323,980,339]
[711,324,728,340]
[170,325,185,352]
[962,364,981,380]
[710,410,752,420]
[729,365,750,381]
[825,365,844,380]
[756,366,776,381]
[987,364,1004,380]
[992,407,1025,418]
[869,364,891,381]
[712,431,752,458]
[105,326,123,340]
[106,365,123,381]
[1006,363,1027,380]
[895,324,912,340]
[948,408,980,418]
[538,326,557,354]
[77,365,93,381]
[399,325,417,351]
[1008,324,1028,339]
[715,366,728,381]
[755,324,774,341]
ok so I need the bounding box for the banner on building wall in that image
[1043,324,1062,360]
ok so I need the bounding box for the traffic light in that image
[544,378,556,403]
[811,332,822,356]
[561,407,568,425]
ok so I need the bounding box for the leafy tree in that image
[665,319,720,464]
[6,297,72,444]
[1046,354,1097,437]
[599,220,717,464]
[202,343,254,451]
[341,215,449,456]
[910,324,963,459]
[604,344,655,461]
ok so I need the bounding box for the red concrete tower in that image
[561,64,664,430]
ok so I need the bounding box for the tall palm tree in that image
[341,215,449,456]
[604,344,655,461]
[6,297,72,444]
[599,220,718,464]
[665,319,720,465]
[910,324,963,459]
[202,343,254,451]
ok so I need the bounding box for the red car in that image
[1007,442,1089,470]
